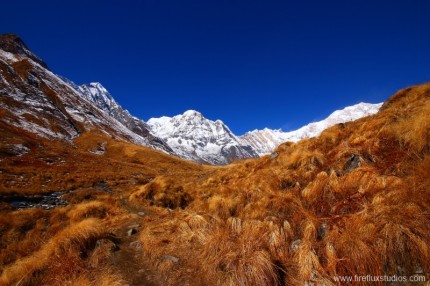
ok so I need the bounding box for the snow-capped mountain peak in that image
[75,82,172,153]
[148,102,382,162]
[78,82,116,112]
[0,34,48,68]
[147,111,258,165]
[183,109,202,117]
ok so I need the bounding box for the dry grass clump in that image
[275,143,325,174]
[0,208,73,273]
[129,176,193,210]
[292,229,326,283]
[0,218,123,285]
[139,213,282,286]
[137,212,211,285]
[67,200,122,222]
[322,192,430,281]
[0,196,129,285]
[391,101,430,157]
[200,224,279,286]
[60,268,125,286]
[205,194,239,219]
[378,83,430,157]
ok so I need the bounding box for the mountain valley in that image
[1,34,429,285]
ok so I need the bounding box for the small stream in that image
[0,190,71,210]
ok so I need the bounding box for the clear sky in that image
[1,0,430,134]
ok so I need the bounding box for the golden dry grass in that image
[0,218,121,285]
[1,82,430,285]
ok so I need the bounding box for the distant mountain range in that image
[0,34,382,165]
[239,102,382,156]
[75,82,381,164]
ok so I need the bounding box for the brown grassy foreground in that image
[1,83,429,285]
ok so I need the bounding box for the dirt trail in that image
[110,202,162,286]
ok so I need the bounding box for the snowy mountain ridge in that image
[81,85,381,163]
[239,102,383,156]
[76,82,171,151]
[147,110,258,164]
[0,34,172,154]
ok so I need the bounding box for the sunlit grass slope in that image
[1,83,429,285]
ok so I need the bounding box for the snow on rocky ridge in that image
[76,82,172,153]
[147,110,258,164]
[69,81,382,165]
[239,102,383,156]
[0,34,172,154]
[79,89,381,163]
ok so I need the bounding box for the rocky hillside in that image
[77,82,171,152]
[0,33,257,165]
[0,34,172,154]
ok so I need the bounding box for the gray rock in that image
[127,228,138,236]
[161,255,179,263]
[89,142,106,155]
[2,190,70,210]
[129,240,142,251]
[291,239,301,252]
[317,223,327,240]
[270,152,278,159]
[343,154,363,173]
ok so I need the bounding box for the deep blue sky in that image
[2,0,430,134]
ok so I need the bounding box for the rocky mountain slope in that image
[147,110,258,164]
[0,34,172,154]
[0,33,383,165]
[0,33,256,165]
[239,102,382,156]
[74,83,259,165]
[76,82,171,152]
[68,79,382,164]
